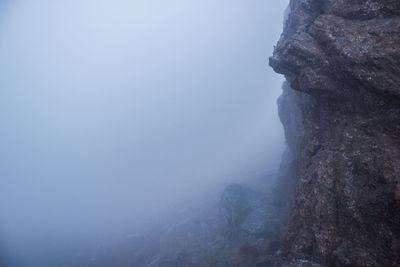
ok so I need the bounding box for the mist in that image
[0,1,288,266]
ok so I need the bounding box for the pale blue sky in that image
[0,1,289,265]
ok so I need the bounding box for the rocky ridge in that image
[270,0,400,266]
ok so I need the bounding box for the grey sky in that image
[0,0,289,265]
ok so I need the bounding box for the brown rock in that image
[270,0,400,266]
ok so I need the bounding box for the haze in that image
[0,1,288,266]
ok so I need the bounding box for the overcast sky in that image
[0,0,288,265]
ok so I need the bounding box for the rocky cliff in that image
[270,0,400,266]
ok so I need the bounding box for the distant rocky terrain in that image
[270,0,400,266]
[78,172,289,267]
[65,1,400,266]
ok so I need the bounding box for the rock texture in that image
[270,1,400,266]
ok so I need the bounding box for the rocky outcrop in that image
[140,182,285,267]
[220,183,284,236]
[76,176,285,267]
[270,1,400,266]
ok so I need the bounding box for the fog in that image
[0,0,288,266]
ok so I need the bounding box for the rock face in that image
[270,1,400,266]
[220,183,283,236]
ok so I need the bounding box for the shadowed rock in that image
[270,0,400,266]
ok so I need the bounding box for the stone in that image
[270,0,400,266]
